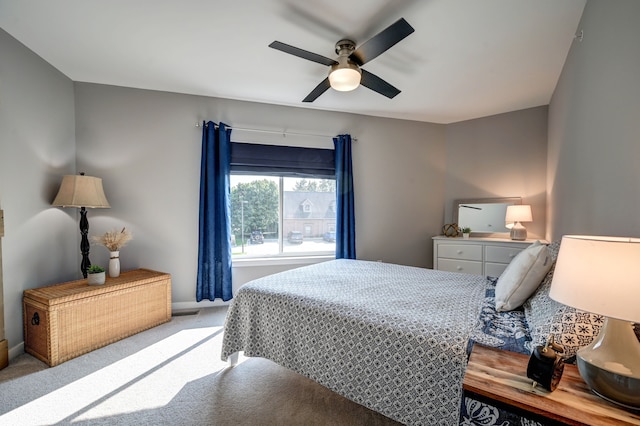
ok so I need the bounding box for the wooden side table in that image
[463,344,640,425]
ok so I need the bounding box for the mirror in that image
[454,197,521,235]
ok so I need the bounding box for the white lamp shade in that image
[505,204,532,223]
[550,235,640,323]
[52,175,110,208]
[329,56,362,92]
[329,67,361,92]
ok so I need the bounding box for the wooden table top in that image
[463,344,640,426]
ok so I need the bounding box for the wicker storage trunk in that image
[23,268,171,367]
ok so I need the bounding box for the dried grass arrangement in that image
[91,227,133,251]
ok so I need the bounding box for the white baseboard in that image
[172,300,231,311]
[9,341,24,362]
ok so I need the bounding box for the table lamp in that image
[52,173,110,278]
[505,205,532,240]
[550,235,640,409]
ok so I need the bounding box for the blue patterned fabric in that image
[459,397,543,426]
[222,260,487,425]
[467,278,531,355]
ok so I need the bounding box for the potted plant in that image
[87,264,106,285]
[460,227,471,239]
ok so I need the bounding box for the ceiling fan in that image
[269,18,415,102]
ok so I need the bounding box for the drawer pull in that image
[457,250,463,254]
[31,312,40,326]
[456,266,463,271]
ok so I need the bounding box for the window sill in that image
[232,255,335,268]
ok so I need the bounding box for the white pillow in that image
[495,241,552,312]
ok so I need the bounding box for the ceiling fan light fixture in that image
[270,19,414,102]
[329,40,361,92]
[329,67,361,91]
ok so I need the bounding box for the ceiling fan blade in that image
[302,78,331,102]
[349,18,415,66]
[359,69,401,99]
[269,41,338,66]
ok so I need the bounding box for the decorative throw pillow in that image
[523,240,605,358]
[495,241,552,312]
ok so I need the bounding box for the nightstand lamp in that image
[550,235,640,409]
[52,173,110,278]
[505,205,532,241]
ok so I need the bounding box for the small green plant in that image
[460,227,471,234]
[87,265,105,274]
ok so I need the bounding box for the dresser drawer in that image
[433,237,543,277]
[437,244,483,261]
[437,259,483,275]
[485,245,524,264]
[485,262,509,277]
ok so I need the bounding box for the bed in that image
[221,241,605,425]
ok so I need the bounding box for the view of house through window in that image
[230,175,336,257]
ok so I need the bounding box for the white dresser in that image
[432,236,544,277]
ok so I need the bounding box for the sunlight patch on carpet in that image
[0,326,226,425]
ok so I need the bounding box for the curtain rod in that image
[195,122,356,141]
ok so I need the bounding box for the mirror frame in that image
[453,197,521,236]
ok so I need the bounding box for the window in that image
[229,141,336,258]
[230,175,336,257]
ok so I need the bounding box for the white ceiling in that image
[0,0,586,124]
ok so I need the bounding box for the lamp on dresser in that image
[505,204,532,241]
[52,173,110,278]
[550,235,640,409]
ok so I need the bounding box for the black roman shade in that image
[230,142,335,177]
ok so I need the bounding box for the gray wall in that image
[547,0,640,240]
[73,83,447,309]
[445,107,548,239]
[0,29,77,353]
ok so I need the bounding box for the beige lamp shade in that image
[505,205,532,223]
[550,235,640,322]
[52,175,110,208]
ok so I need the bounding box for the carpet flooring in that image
[0,307,400,425]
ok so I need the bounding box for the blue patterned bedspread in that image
[467,277,530,355]
[222,259,488,425]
